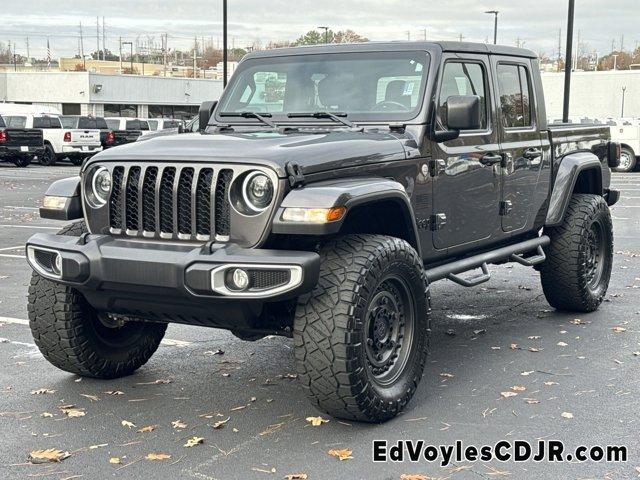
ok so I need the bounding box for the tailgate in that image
[115,130,142,144]
[3,128,44,148]
[68,129,101,146]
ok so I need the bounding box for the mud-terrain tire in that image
[293,235,431,423]
[69,156,84,166]
[27,221,167,378]
[540,194,613,313]
[13,156,31,168]
[613,146,636,173]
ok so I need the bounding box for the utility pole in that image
[119,36,122,72]
[193,36,198,78]
[422,29,427,41]
[96,16,100,60]
[102,16,106,60]
[557,28,562,72]
[26,37,30,62]
[163,33,168,77]
[620,34,624,52]
[562,0,575,123]
[223,0,228,87]
[485,10,499,45]
[458,34,465,43]
[79,22,85,69]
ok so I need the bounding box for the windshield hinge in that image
[286,162,306,189]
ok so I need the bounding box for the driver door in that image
[431,54,502,251]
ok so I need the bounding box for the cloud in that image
[1,0,637,58]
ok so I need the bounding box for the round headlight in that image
[242,171,274,212]
[91,167,112,206]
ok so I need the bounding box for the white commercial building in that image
[0,72,224,119]
[541,70,640,120]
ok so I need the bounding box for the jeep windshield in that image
[215,51,429,124]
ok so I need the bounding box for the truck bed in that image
[547,124,610,159]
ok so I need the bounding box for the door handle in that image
[480,154,502,166]
[523,148,542,160]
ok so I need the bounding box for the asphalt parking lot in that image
[0,164,639,480]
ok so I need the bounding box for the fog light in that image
[229,268,250,291]
[53,253,63,276]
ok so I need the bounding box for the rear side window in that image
[497,64,532,128]
[147,120,158,130]
[78,117,98,129]
[164,120,179,129]
[5,116,27,128]
[437,61,488,131]
[106,119,120,130]
[60,116,77,128]
[33,117,49,128]
[139,121,150,131]
[95,118,108,129]
[125,120,141,130]
[0,115,5,128]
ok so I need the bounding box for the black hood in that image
[88,129,408,177]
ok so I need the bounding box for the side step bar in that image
[426,236,550,286]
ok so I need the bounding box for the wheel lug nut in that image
[367,338,374,346]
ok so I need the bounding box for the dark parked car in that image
[0,114,44,167]
[27,42,620,423]
[61,116,115,153]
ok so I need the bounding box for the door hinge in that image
[285,162,305,189]
[430,213,447,231]
[500,200,513,216]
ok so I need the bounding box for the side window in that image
[437,62,488,131]
[106,119,119,130]
[497,64,532,128]
[5,116,27,128]
[33,117,50,129]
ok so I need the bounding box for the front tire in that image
[614,146,636,172]
[27,221,167,379]
[294,235,431,423]
[540,194,613,312]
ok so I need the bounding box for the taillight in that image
[63,132,72,142]
[0,130,6,143]
[106,131,115,144]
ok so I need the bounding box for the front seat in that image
[384,80,412,108]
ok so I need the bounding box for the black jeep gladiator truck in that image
[26,42,620,423]
[0,114,44,167]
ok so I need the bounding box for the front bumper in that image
[26,233,320,329]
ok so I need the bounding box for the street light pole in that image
[485,11,499,44]
[223,0,228,87]
[562,0,575,123]
[318,26,330,44]
[621,86,627,117]
[123,41,133,74]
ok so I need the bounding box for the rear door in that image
[491,58,543,232]
[431,54,502,251]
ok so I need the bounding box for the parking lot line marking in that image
[0,246,24,251]
[0,224,59,230]
[0,316,190,347]
[4,206,39,210]
[0,254,26,259]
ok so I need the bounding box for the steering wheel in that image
[372,101,411,112]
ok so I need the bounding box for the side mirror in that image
[430,95,482,143]
[446,95,482,131]
[198,101,218,133]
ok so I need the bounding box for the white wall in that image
[542,70,640,120]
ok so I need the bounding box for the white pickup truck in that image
[607,118,640,172]
[1,114,102,166]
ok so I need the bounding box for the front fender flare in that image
[546,152,603,226]
[272,177,421,255]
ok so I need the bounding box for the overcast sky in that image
[1,0,638,59]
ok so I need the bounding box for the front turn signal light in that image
[281,206,346,224]
[42,196,68,210]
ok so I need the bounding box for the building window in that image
[148,105,198,120]
[62,104,81,115]
[104,104,137,117]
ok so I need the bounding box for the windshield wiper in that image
[219,111,277,128]
[287,112,355,128]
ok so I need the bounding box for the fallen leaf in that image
[145,453,171,461]
[524,398,540,404]
[400,475,428,480]
[528,336,541,340]
[612,326,627,333]
[570,319,586,325]
[184,436,205,448]
[284,474,307,480]
[252,467,276,474]
[561,412,574,419]
[439,373,454,379]
[29,449,70,464]
[305,416,329,426]
[31,388,55,395]
[104,391,124,396]
[501,391,518,398]
[544,381,559,386]
[61,408,86,418]
[510,343,518,350]
[41,412,54,418]
[109,457,121,464]
[557,342,568,347]
[528,347,542,352]
[511,385,526,392]
[138,425,156,433]
[328,448,353,461]
[172,420,187,429]
[484,465,511,476]
[80,394,100,402]
[230,405,246,412]
[473,329,487,335]
[212,417,230,429]
[521,371,534,376]
[121,420,137,429]
[89,444,107,450]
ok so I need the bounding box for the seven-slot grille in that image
[109,165,234,241]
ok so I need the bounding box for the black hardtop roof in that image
[244,41,538,60]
